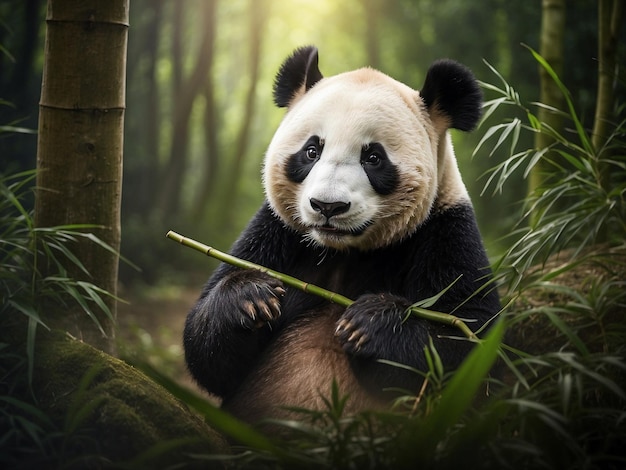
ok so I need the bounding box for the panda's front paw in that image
[220,270,285,329]
[335,293,410,357]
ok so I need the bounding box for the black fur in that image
[420,59,483,131]
[273,46,324,108]
[360,142,399,195]
[286,135,323,183]
[184,201,500,401]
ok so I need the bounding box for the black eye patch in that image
[360,143,399,195]
[286,135,323,183]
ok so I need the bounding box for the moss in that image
[32,331,228,469]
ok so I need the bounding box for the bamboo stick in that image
[166,230,478,341]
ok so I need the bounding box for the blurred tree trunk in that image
[593,0,623,156]
[213,0,269,228]
[34,0,129,353]
[594,0,623,242]
[9,0,45,107]
[191,0,222,220]
[194,0,269,227]
[124,0,163,214]
[191,72,219,220]
[0,0,45,174]
[528,0,566,198]
[172,0,183,97]
[142,0,163,211]
[157,0,217,221]
[362,0,382,69]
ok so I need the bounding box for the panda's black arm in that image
[183,202,297,398]
[337,203,501,395]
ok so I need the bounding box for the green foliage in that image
[0,170,123,467]
[2,331,227,469]
[477,46,626,295]
[0,171,116,381]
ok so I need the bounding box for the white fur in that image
[263,67,469,251]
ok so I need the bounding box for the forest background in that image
[2,0,626,467]
[2,0,619,287]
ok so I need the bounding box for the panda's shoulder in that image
[231,201,302,260]
[423,202,482,240]
[245,201,285,234]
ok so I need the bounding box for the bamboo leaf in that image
[556,150,591,173]
[473,122,510,157]
[524,44,594,155]
[542,310,590,356]
[522,147,550,178]
[408,275,462,309]
[0,125,37,134]
[480,97,509,125]
[557,353,626,400]
[507,398,569,437]
[427,337,444,379]
[76,281,114,322]
[55,281,106,335]
[406,320,504,457]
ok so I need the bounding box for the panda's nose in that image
[310,198,351,219]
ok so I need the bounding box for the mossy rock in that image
[31,332,228,469]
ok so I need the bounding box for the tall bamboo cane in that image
[166,230,478,341]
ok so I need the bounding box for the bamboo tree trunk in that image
[593,0,623,155]
[593,0,623,243]
[528,0,566,201]
[191,0,220,220]
[34,0,128,353]
[191,76,219,220]
[157,0,217,220]
[215,0,268,229]
[144,0,163,209]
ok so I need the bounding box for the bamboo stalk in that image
[166,230,478,341]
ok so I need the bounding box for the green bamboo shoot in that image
[166,230,479,341]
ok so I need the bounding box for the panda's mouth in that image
[314,223,369,237]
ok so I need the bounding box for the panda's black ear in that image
[420,59,482,132]
[273,46,324,108]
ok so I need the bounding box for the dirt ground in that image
[116,281,208,395]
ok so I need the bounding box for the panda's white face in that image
[263,68,442,251]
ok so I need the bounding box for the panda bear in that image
[184,46,500,424]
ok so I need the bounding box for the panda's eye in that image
[361,143,383,167]
[362,152,381,166]
[305,145,319,160]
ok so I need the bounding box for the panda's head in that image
[263,46,482,251]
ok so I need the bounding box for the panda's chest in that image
[289,248,404,301]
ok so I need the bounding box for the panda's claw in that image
[242,301,257,320]
[355,334,369,350]
[335,319,344,335]
[223,270,285,329]
[335,293,409,356]
[259,302,274,321]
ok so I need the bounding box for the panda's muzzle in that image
[308,198,370,237]
[309,198,350,219]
